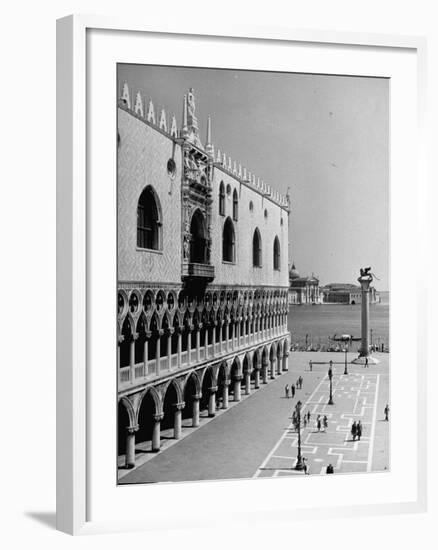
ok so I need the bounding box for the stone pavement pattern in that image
[121,352,389,484]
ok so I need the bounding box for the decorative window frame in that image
[57,15,428,535]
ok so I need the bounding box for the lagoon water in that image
[287,291,389,351]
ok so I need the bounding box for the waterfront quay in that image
[120,351,389,484]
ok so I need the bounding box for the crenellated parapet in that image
[118,82,290,210]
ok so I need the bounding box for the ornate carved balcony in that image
[182,262,215,282]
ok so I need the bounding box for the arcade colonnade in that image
[118,337,289,468]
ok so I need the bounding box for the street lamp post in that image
[294,400,304,470]
[344,342,349,375]
[328,365,334,405]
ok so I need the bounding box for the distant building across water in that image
[288,263,323,305]
[321,283,380,305]
[288,264,380,306]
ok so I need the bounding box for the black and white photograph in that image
[117,64,389,484]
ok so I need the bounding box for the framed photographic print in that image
[57,15,427,535]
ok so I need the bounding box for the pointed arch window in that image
[222,217,236,263]
[273,236,281,270]
[219,181,225,216]
[232,188,238,221]
[253,228,262,267]
[137,185,162,250]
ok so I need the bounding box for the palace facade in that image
[117,83,291,473]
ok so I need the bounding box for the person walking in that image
[357,421,363,441]
[351,421,357,441]
[384,404,390,421]
[291,384,295,398]
[303,415,307,428]
[309,360,313,372]
[299,376,303,389]
[307,411,311,424]
[285,384,290,398]
[323,415,328,431]
[326,463,334,474]
[365,357,369,368]
[303,457,309,475]
[317,415,321,432]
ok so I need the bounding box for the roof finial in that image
[181,94,188,138]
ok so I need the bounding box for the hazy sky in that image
[118,64,389,290]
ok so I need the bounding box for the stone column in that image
[204,326,209,359]
[282,351,289,371]
[156,330,163,376]
[224,321,229,353]
[129,333,138,382]
[271,358,277,379]
[167,328,174,370]
[277,355,282,375]
[177,329,182,368]
[192,394,201,427]
[125,425,138,469]
[174,402,185,439]
[152,413,163,452]
[230,322,235,350]
[254,368,260,389]
[352,270,379,364]
[245,372,251,395]
[234,375,242,402]
[222,380,230,409]
[208,386,217,417]
[143,331,150,378]
[187,324,193,364]
[262,361,268,383]
[212,323,216,357]
[196,324,201,361]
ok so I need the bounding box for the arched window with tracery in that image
[273,235,281,270]
[137,186,162,250]
[222,217,235,263]
[253,228,262,267]
[189,209,207,264]
[232,188,238,221]
[219,181,225,216]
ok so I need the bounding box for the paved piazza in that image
[121,352,389,484]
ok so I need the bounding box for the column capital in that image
[234,375,243,381]
[153,413,164,422]
[175,401,185,411]
[145,330,152,338]
[192,393,202,401]
[126,424,139,434]
[157,329,164,337]
[166,327,175,336]
[118,335,125,344]
[132,332,139,341]
[209,386,218,393]
[223,379,231,386]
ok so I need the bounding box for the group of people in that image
[284,376,303,399]
[316,414,328,432]
[351,420,363,441]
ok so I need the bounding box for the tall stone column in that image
[212,323,216,356]
[125,425,138,469]
[277,355,282,375]
[192,395,200,427]
[352,269,379,364]
[152,413,163,452]
[208,386,217,417]
[230,322,235,350]
[245,372,251,395]
[174,402,185,439]
[234,375,242,402]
